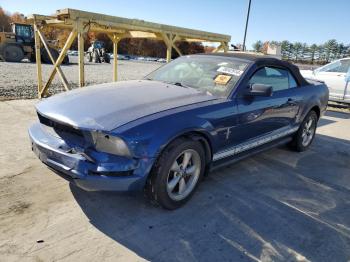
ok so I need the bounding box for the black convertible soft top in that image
[198,52,309,86]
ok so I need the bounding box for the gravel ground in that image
[0,56,161,100]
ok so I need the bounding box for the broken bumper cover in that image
[28,123,154,192]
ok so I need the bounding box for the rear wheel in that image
[145,138,205,210]
[3,45,24,62]
[103,52,110,63]
[62,55,69,65]
[93,50,101,63]
[29,52,36,63]
[291,110,318,152]
[41,48,59,64]
[87,52,92,62]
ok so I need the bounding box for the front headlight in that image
[92,132,131,157]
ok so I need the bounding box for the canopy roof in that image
[28,8,231,98]
[28,8,230,43]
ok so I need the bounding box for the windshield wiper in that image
[166,81,193,89]
[148,79,194,89]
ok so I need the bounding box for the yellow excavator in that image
[0,22,69,64]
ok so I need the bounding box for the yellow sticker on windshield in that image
[214,74,232,85]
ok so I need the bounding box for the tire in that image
[291,110,318,152]
[3,45,24,62]
[87,53,92,62]
[145,138,206,210]
[104,53,110,63]
[29,52,36,63]
[93,50,101,63]
[41,48,59,64]
[62,55,69,65]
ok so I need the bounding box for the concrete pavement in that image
[0,99,349,262]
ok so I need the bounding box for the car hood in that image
[36,80,217,131]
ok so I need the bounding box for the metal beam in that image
[172,44,182,56]
[222,42,229,53]
[55,8,231,43]
[36,27,70,91]
[213,43,223,53]
[107,33,125,81]
[78,32,85,87]
[33,23,43,98]
[171,35,182,56]
[162,33,182,62]
[41,30,77,96]
[113,40,118,81]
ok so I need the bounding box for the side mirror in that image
[248,83,273,97]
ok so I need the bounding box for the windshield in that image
[317,59,350,73]
[146,55,249,97]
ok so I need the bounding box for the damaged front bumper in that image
[28,123,154,191]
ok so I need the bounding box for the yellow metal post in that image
[166,44,172,63]
[171,35,182,56]
[162,33,173,63]
[113,40,118,81]
[172,44,182,56]
[213,43,223,53]
[162,33,182,62]
[78,32,85,87]
[41,30,77,96]
[33,23,43,98]
[36,28,69,91]
[222,42,229,53]
[107,33,124,82]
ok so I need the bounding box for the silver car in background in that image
[301,58,350,104]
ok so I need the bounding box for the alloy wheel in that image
[301,117,315,147]
[166,149,201,201]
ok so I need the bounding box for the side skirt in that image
[210,136,293,171]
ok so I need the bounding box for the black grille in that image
[37,112,83,137]
[88,170,133,177]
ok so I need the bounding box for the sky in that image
[0,0,349,49]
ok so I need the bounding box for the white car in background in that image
[301,58,350,104]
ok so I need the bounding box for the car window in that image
[318,60,350,73]
[15,25,33,39]
[249,67,295,91]
[342,60,350,73]
[289,72,298,88]
[146,56,249,97]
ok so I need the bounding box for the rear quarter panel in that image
[297,81,329,122]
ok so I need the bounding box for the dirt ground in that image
[0,98,349,262]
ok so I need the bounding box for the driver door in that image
[230,66,300,146]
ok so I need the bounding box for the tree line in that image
[0,6,204,58]
[253,40,350,65]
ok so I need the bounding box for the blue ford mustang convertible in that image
[29,53,329,209]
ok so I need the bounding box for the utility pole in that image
[242,0,252,51]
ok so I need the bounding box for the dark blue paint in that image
[29,56,329,192]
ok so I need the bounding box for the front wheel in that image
[93,50,101,63]
[291,110,318,152]
[3,45,24,62]
[86,52,92,62]
[145,138,206,210]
